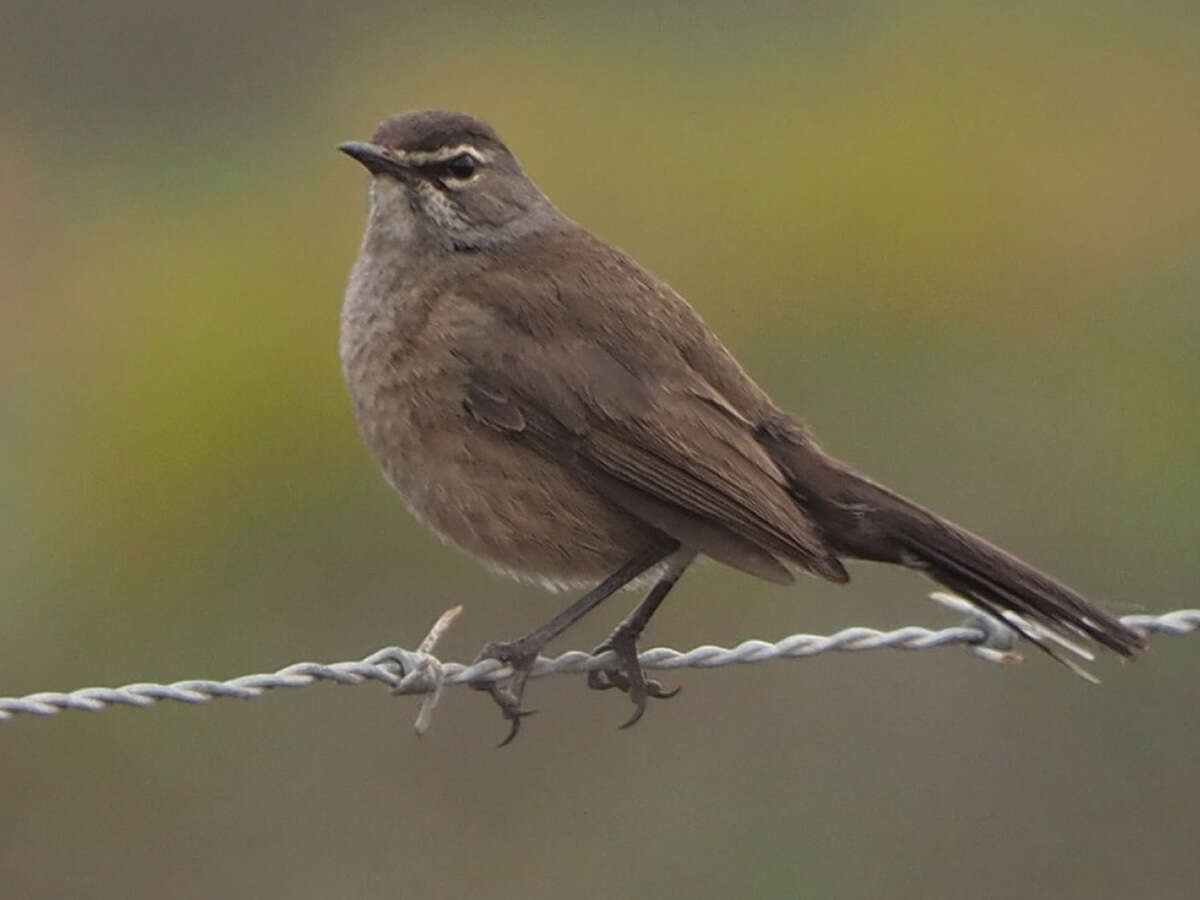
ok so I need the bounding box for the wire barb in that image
[394,605,463,736]
[2,600,1196,726]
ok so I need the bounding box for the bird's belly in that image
[341,293,657,588]
[367,395,655,589]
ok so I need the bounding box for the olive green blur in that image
[2,3,1197,898]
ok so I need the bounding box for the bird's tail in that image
[760,426,1148,672]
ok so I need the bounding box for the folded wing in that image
[462,337,847,586]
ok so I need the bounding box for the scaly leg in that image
[587,549,697,729]
[473,540,678,746]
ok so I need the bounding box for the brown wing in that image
[461,337,847,585]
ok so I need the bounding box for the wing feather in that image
[462,338,847,583]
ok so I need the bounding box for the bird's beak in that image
[338,141,409,179]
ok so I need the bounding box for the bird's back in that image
[463,223,787,426]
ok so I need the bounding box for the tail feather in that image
[759,428,1148,664]
[887,510,1144,658]
[931,589,1103,682]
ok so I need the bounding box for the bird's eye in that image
[445,153,478,180]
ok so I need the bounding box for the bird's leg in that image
[473,541,677,746]
[588,549,696,729]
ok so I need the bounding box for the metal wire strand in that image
[2,601,1196,724]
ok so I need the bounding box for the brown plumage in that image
[339,110,1146,742]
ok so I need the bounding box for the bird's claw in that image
[587,626,680,729]
[491,692,536,747]
[471,639,542,747]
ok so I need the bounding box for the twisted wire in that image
[2,606,1195,722]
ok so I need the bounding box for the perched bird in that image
[338,109,1146,744]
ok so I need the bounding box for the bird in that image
[337,109,1146,745]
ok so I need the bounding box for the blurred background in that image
[2,1,1197,897]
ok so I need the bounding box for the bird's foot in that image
[471,638,545,747]
[586,624,680,729]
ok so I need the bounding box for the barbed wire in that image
[2,594,1196,735]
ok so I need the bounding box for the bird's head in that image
[340,110,559,252]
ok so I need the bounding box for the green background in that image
[2,2,1197,897]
